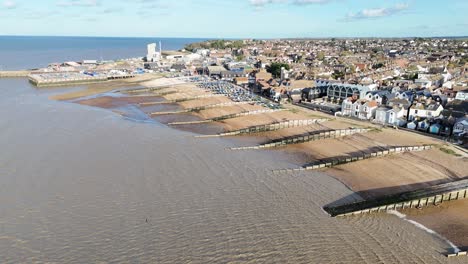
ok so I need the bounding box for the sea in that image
[0,36,206,70]
[0,36,459,263]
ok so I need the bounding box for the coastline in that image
[3,73,467,260]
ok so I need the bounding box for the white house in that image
[375,106,406,126]
[341,98,356,116]
[351,100,378,120]
[388,107,406,126]
[408,103,443,121]
[455,89,468,100]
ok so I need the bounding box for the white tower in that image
[147,43,161,62]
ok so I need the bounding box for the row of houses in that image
[340,92,467,141]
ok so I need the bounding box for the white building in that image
[455,89,468,101]
[408,103,444,121]
[147,43,161,62]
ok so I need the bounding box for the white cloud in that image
[57,0,100,7]
[249,0,334,7]
[3,0,17,9]
[346,3,409,20]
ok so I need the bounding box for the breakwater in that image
[231,128,371,150]
[0,70,31,78]
[196,119,329,138]
[140,94,225,106]
[273,145,432,173]
[150,101,255,116]
[324,178,468,217]
[168,109,285,125]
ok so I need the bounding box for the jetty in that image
[323,178,468,217]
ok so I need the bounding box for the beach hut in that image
[429,123,441,134]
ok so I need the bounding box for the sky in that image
[0,0,467,38]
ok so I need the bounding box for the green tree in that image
[317,51,325,61]
[267,63,290,78]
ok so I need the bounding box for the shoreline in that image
[36,75,468,253]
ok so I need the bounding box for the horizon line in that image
[1,34,468,40]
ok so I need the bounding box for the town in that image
[25,38,468,147]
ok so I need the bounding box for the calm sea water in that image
[0,38,458,263]
[0,36,205,70]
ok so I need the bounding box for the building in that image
[324,82,372,102]
[146,43,162,62]
[375,106,406,126]
[456,89,468,101]
[408,103,444,121]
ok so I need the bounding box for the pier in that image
[323,178,468,217]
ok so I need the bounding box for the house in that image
[341,97,357,116]
[388,106,406,125]
[456,89,468,100]
[408,103,444,121]
[396,91,415,102]
[375,106,406,126]
[351,100,378,120]
[364,90,391,105]
[375,106,391,124]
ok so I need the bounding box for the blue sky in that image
[0,0,467,38]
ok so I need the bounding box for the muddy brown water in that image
[0,78,464,263]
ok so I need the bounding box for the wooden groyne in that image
[168,109,285,125]
[273,145,433,173]
[141,94,225,106]
[0,70,31,78]
[196,119,329,138]
[324,178,468,217]
[149,101,255,116]
[231,128,370,150]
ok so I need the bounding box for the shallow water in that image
[0,78,462,263]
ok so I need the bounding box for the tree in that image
[236,55,245,62]
[317,51,325,61]
[267,63,290,78]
